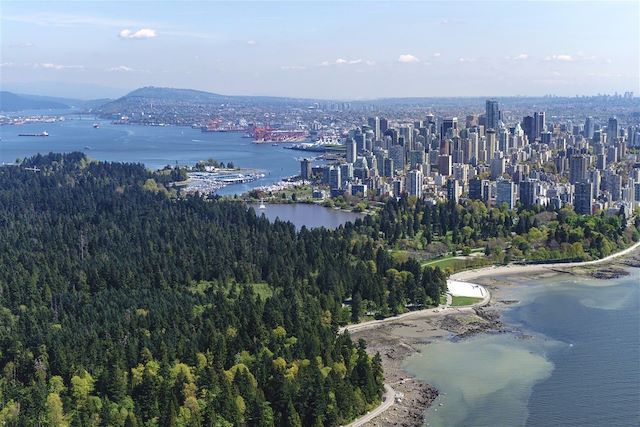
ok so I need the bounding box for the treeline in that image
[0,153,446,426]
[363,197,638,262]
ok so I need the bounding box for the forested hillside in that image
[0,153,446,426]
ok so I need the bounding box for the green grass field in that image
[450,296,483,307]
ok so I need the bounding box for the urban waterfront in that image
[404,273,640,427]
[0,117,303,196]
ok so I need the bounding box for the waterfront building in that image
[328,166,342,190]
[300,158,312,180]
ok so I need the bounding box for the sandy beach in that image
[350,242,640,426]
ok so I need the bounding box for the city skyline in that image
[1,1,639,99]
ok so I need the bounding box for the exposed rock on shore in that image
[590,266,630,279]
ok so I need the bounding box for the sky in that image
[1,1,639,99]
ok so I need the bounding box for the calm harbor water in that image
[405,272,640,427]
[250,203,363,230]
[0,116,305,195]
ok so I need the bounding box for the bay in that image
[404,272,640,427]
[0,116,307,195]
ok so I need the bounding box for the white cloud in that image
[432,52,441,58]
[513,53,528,60]
[247,40,257,45]
[119,28,157,39]
[38,62,84,70]
[3,12,149,28]
[321,58,372,66]
[9,42,34,48]
[545,54,573,62]
[458,57,476,63]
[107,65,134,72]
[398,54,419,63]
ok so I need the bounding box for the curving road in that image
[342,384,395,427]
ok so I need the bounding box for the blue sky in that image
[1,1,638,99]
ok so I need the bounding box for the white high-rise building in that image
[407,169,423,198]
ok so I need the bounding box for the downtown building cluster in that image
[303,99,640,215]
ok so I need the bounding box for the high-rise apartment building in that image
[485,99,500,130]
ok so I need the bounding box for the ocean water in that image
[0,117,306,195]
[404,272,640,427]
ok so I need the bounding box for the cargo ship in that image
[18,131,49,137]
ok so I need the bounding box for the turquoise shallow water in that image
[404,272,640,427]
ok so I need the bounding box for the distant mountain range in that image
[0,91,70,111]
[97,86,315,114]
[0,91,110,112]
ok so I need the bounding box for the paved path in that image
[342,384,395,427]
[342,240,640,426]
[452,240,640,282]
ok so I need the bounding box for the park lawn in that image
[422,256,464,270]
[451,296,483,307]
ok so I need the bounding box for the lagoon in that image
[250,203,363,230]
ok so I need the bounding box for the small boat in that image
[19,131,49,137]
[92,123,100,128]
[259,198,266,209]
[272,143,278,146]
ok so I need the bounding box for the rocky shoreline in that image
[351,246,640,426]
[352,305,504,426]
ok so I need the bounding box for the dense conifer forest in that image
[1,153,636,426]
[0,153,446,426]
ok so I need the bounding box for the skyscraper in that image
[446,179,461,203]
[300,158,312,180]
[407,169,423,198]
[346,138,357,163]
[485,99,500,130]
[438,154,452,176]
[584,116,594,139]
[441,117,458,141]
[533,111,545,141]
[328,166,341,190]
[574,181,593,214]
[569,154,590,185]
[519,179,536,207]
[522,115,535,141]
[368,116,381,141]
[496,179,515,209]
[486,129,497,158]
[469,178,486,201]
[607,117,619,143]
